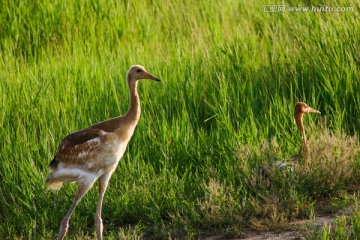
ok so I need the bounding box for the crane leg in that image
[95,172,113,240]
[57,180,95,240]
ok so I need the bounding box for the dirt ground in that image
[205,215,336,240]
[241,215,334,240]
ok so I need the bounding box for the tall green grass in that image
[0,0,359,239]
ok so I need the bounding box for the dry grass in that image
[298,125,360,197]
[197,178,244,235]
[234,123,360,231]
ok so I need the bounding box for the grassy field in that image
[0,0,359,239]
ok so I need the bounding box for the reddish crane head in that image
[294,102,321,116]
[128,65,161,82]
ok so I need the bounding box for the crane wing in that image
[53,128,106,164]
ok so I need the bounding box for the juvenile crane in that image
[46,65,161,240]
[259,102,321,177]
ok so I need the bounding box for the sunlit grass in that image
[0,0,359,239]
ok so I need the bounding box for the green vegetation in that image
[305,194,360,240]
[0,0,359,239]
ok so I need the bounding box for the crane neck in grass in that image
[125,76,141,124]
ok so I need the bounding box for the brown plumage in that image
[46,65,161,240]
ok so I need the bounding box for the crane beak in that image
[143,72,161,82]
[307,107,321,114]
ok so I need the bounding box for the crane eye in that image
[136,69,142,73]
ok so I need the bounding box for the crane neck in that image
[125,75,140,124]
[295,112,310,159]
[295,113,306,142]
[87,74,141,134]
